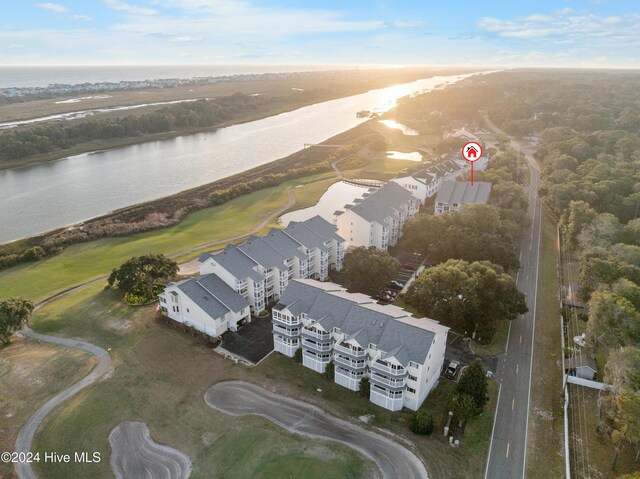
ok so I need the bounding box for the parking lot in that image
[442,331,499,380]
[218,316,274,364]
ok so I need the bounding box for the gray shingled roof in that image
[345,182,415,226]
[298,215,344,243]
[208,244,263,283]
[278,279,443,365]
[262,229,307,261]
[176,273,249,319]
[283,220,329,252]
[238,236,288,272]
[435,180,491,206]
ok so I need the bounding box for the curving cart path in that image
[12,157,355,478]
[205,380,429,479]
[14,326,111,479]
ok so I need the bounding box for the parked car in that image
[380,288,397,297]
[445,361,460,379]
[377,294,393,304]
[389,280,405,289]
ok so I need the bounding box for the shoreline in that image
[0,68,476,171]
[0,121,380,250]
[0,70,482,253]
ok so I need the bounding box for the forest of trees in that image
[474,71,640,467]
[0,91,289,164]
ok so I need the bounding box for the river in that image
[0,72,482,244]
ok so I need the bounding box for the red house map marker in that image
[461,141,482,186]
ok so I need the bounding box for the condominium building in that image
[434,180,492,215]
[159,273,251,337]
[392,154,488,204]
[272,279,449,412]
[335,182,420,251]
[199,215,345,314]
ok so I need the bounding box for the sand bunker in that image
[109,421,192,479]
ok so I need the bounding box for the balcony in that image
[371,384,404,399]
[334,355,366,370]
[303,350,331,363]
[335,367,364,380]
[272,314,300,326]
[370,372,407,389]
[302,338,332,352]
[334,343,367,358]
[371,360,407,376]
[272,324,301,337]
[274,335,299,347]
[301,328,331,341]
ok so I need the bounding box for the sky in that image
[1,0,639,67]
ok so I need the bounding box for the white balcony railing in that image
[371,384,404,399]
[334,343,367,357]
[371,360,406,376]
[302,339,332,352]
[302,328,331,340]
[334,355,366,370]
[335,367,364,380]
[371,372,406,388]
[273,324,300,337]
[272,314,300,326]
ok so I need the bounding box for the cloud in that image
[36,2,68,13]
[72,14,92,21]
[525,14,554,22]
[104,0,158,16]
[109,1,386,38]
[477,10,640,47]
[390,20,423,28]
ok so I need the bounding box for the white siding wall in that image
[159,286,227,337]
[337,210,373,250]
[391,176,428,204]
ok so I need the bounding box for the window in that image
[186,308,190,313]
[407,387,416,394]
[408,375,417,382]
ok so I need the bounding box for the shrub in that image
[409,409,434,435]
[324,361,335,380]
[359,377,371,397]
[294,348,303,363]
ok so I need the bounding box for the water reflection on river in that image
[279,181,370,226]
[0,72,481,244]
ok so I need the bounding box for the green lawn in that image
[28,282,497,479]
[29,285,373,479]
[0,172,335,303]
[0,338,95,479]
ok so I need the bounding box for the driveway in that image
[444,331,498,376]
[204,381,428,479]
[218,317,274,364]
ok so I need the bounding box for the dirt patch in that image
[109,421,192,479]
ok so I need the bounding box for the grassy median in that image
[525,213,565,478]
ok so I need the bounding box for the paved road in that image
[205,381,428,479]
[483,116,543,479]
[14,327,111,479]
